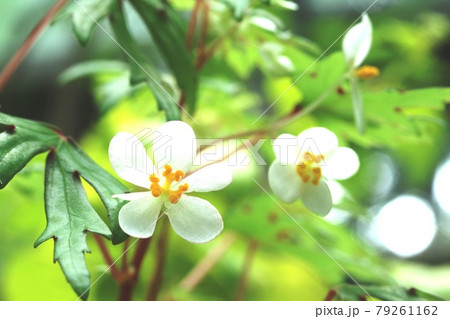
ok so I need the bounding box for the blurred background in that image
[0,0,449,300]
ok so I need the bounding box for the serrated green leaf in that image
[72,0,115,45]
[56,140,128,244]
[35,150,111,300]
[0,112,129,297]
[0,113,59,189]
[129,0,198,113]
[110,4,181,121]
[333,284,444,301]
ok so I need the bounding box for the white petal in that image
[297,127,338,156]
[118,195,163,238]
[342,14,372,68]
[109,132,153,188]
[166,195,223,243]
[152,121,196,172]
[113,192,149,201]
[299,179,332,216]
[268,160,302,203]
[322,147,360,180]
[272,133,300,165]
[182,163,233,192]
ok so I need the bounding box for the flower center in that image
[296,151,324,186]
[149,164,189,204]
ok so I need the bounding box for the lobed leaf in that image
[129,0,198,113]
[35,150,112,300]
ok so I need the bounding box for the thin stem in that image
[180,232,237,292]
[93,234,122,282]
[146,217,170,301]
[131,237,153,277]
[234,240,259,301]
[0,0,68,93]
[196,1,209,62]
[118,237,153,301]
[121,238,130,273]
[186,0,203,50]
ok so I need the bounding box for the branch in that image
[93,234,121,282]
[186,0,203,50]
[0,0,69,93]
[118,237,153,301]
[234,240,259,301]
[180,232,237,292]
[146,217,170,301]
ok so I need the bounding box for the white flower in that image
[109,121,233,243]
[268,127,359,216]
[342,14,372,68]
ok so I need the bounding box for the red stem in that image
[118,237,153,301]
[0,0,69,93]
[186,0,203,50]
[146,218,170,300]
[93,234,122,282]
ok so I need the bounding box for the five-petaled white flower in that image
[268,127,359,216]
[109,121,233,243]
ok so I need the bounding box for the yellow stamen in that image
[355,65,379,79]
[296,152,324,186]
[149,165,189,203]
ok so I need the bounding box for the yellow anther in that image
[151,187,162,197]
[175,170,185,181]
[355,65,379,79]
[149,174,160,183]
[296,152,324,186]
[162,164,172,176]
[148,165,189,203]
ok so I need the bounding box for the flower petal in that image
[166,195,223,243]
[342,14,372,68]
[322,147,360,180]
[109,132,153,188]
[272,133,301,165]
[268,160,302,203]
[152,121,196,172]
[118,195,163,238]
[299,179,332,216]
[297,127,338,156]
[183,163,233,192]
[113,192,149,201]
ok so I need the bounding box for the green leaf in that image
[332,284,444,301]
[59,60,129,85]
[56,140,128,244]
[110,3,181,120]
[0,113,59,188]
[35,150,112,300]
[218,0,250,20]
[129,0,198,113]
[72,0,115,45]
[0,112,129,297]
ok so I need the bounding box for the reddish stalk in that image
[118,237,153,301]
[0,0,69,93]
[93,234,122,282]
[186,0,203,50]
[234,240,259,301]
[197,1,209,60]
[180,233,237,292]
[146,218,170,301]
